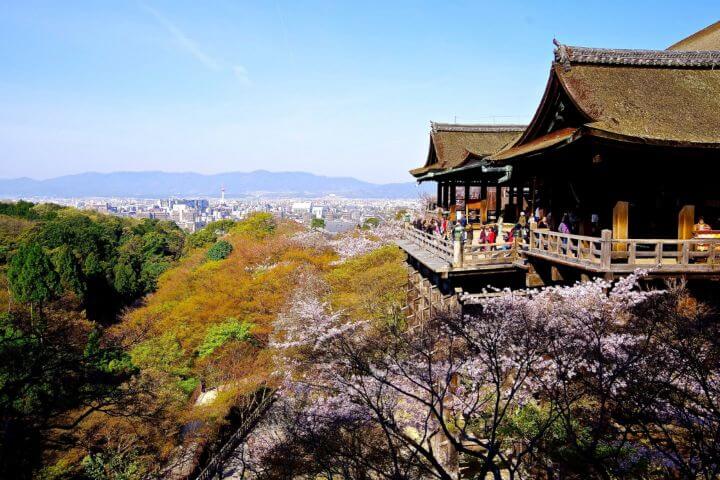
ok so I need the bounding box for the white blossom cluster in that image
[290,220,404,263]
[239,269,720,477]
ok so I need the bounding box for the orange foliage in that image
[106,218,336,459]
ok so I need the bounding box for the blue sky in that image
[0,1,716,183]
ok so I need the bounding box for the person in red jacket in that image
[486,227,497,250]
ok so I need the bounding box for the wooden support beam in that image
[679,205,695,263]
[612,201,629,252]
[464,183,470,206]
[601,229,612,269]
[507,185,515,220]
[530,178,537,215]
[480,199,488,223]
[678,205,695,240]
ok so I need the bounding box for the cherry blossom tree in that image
[291,220,403,263]
[237,270,720,479]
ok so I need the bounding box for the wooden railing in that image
[403,227,454,263]
[403,225,519,268]
[463,241,519,266]
[527,230,605,267]
[609,238,720,272]
[402,224,720,275]
[527,229,720,273]
[193,387,275,480]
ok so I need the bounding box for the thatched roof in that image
[491,128,578,161]
[559,60,720,145]
[410,123,524,177]
[490,35,720,161]
[668,21,720,51]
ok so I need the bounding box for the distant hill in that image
[0,170,432,199]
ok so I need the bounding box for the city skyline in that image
[1,1,715,183]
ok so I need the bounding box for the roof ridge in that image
[553,40,720,70]
[431,122,527,133]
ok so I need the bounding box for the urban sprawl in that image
[4,195,417,233]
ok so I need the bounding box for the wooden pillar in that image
[449,183,456,207]
[517,184,524,214]
[601,229,612,269]
[678,205,695,240]
[436,182,442,209]
[464,184,470,219]
[440,182,448,210]
[495,184,502,220]
[480,181,487,201]
[530,178,537,216]
[612,201,629,252]
[507,185,515,220]
[480,199,488,223]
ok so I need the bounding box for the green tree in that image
[7,243,60,316]
[186,219,236,249]
[206,240,233,261]
[82,451,144,480]
[362,217,380,229]
[83,252,104,277]
[52,245,86,299]
[232,212,276,238]
[310,218,326,230]
[139,258,171,293]
[141,231,169,257]
[113,261,140,299]
[197,318,252,358]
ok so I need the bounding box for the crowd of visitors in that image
[411,210,544,249]
[409,206,594,253]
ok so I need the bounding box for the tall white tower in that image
[221,184,226,204]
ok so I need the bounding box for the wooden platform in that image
[395,239,518,277]
[397,227,720,280]
[394,239,451,274]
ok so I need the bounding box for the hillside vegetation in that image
[0,202,408,479]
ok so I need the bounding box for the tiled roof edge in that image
[553,40,720,70]
[431,122,527,133]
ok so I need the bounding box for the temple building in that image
[398,21,720,319]
[411,122,525,221]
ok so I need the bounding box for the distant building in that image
[311,206,325,219]
[291,202,311,214]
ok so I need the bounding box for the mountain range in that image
[0,170,432,199]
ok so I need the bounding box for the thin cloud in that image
[233,65,251,86]
[140,2,250,84]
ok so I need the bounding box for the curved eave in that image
[410,149,478,181]
[489,127,581,162]
[413,160,490,182]
[488,125,720,167]
[584,125,720,149]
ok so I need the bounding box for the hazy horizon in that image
[0,169,434,199]
[0,168,421,184]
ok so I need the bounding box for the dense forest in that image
[0,201,186,477]
[0,202,405,479]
